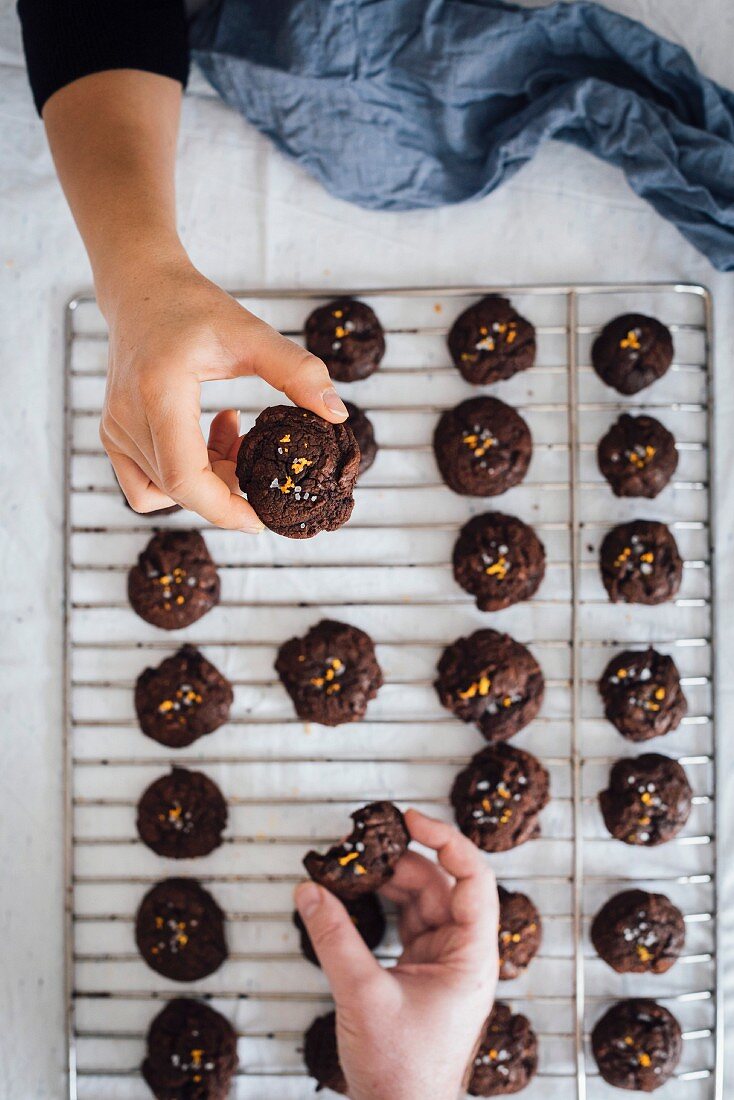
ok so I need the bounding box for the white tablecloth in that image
[0,2,732,1096]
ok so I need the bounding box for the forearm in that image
[42,70,188,317]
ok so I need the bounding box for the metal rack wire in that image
[63,284,720,1099]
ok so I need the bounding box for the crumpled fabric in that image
[190,0,734,270]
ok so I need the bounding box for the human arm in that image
[294,809,499,1100]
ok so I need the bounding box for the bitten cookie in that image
[303,1011,347,1094]
[452,513,546,612]
[294,892,386,968]
[303,802,409,901]
[275,619,383,726]
[128,531,220,629]
[435,629,544,743]
[135,878,228,982]
[451,744,550,852]
[591,890,686,975]
[134,645,233,748]
[136,767,228,860]
[305,298,385,382]
[433,397,532,497]
[344,401,378,477]
[599,753,693,846]
[497,886,542,981]
[600,520,682,605]
[142,998,238,1100]
[599,648,687,742]
[468,1002,539,1096]
[591,999,682,1092]
[597,415,678,498]
[236,405,360,538]
[447,295,536,386]
[591,314,674,395]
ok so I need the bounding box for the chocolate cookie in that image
[497,886,542,981]
[294,892,386,968]
[448,295,536,386]
[128,531,220,630]
[344,401,377,477]
[599,753,693,847]
[597,415,678,498]
[303,1011,347,1095]
[591,314,674,395]
[276,619,383,726]
[468,1002,539,1096]
[591,999,682,1092]
[134,645,233,748]
[136,767,228,860]
[591,890,686,975]
[142,998,238,1100]
[305,298,385,382]
[236,405,360,538]
[600,520,683,605]
[451,744,550,852]
[452,513,546,612]
[303,801,409,901]
[435,629,544,743]
[433,397,532,497]
[135,878,228,982]
[599,648,687,742]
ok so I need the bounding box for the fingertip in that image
[321,387,349,421]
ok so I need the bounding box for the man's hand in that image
[294,809,499,1100]
[100,258,347,527]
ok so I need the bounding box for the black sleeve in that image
[17,0,190,115]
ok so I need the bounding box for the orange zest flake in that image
[338,851,360,867]
[326,682,341,695]
[624,1036,634,1047]
[158,699,175,713]
[640,792,653,805]
[639,815,651,826]
[488,1048,499,1061]
[334,325,348,339]
[616,668,628,679]
[501,696,513,708]
[638,1053,652,1068]
[168,804,182,821]
[485,556,508,579]
[614,546,632,568]
[332,309,343,318]
[640,551,655,564]
[175,595,185,605]
[496,784,511,800]
[291,457,313,475]
[620,329,641,350]
[279,434,291,443]
[654,687,666,700]
[458,675,491,700]
[191,1050,204,1068]
[310,676,325,688]
[636,945,652,962]
[354,864,367,875]
[279,475,295,494]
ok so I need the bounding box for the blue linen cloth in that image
[190,0,734,270]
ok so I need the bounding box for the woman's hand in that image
[100,256,347,527]
[294,809,499,1100]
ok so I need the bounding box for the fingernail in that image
[295,881,321,919]
[322,388,348,418]
[240,520,265,534]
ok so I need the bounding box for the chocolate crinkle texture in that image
[134,645,233,748]
[591,313,674,395]
[236,405,360,538]
[468,1002,539,1096]
[303,1011,348,1094]
[591,889,685,975]
[136,767,228,860]
[435,629,544,743]
[303,801,409,901]
[597,414,678,498]
[142,998,238,1100]
[128,531,221,630]
[433,396,532,497]
[294,891,386,968]
[276,618,383,726]
[451,744,550,853]
[344,401,378,477]
[591,999,682,1092]
[448,295,536,386]
[452,512,546,612]
[305,297,385,382]
[599,753,693,847]
[135,878,228,982]
[600,520,682,605]
[497,885,542,981]
[599,647,687,742]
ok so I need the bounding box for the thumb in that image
[244,323,348,423]
[295,882,383,1005]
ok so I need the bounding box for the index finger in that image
[148,392,264,532]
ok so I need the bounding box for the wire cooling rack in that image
[62,284,720,1099]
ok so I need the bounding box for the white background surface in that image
[0,2,732,1098]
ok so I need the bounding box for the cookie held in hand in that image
[236,405,360,538]
[303,801,409,900]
